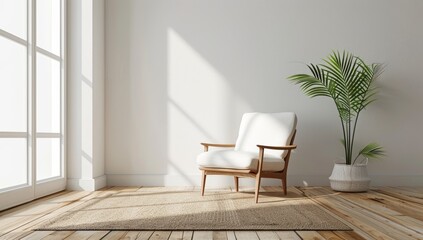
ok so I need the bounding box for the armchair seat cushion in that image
[196,150,284,172]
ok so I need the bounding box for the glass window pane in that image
[36,0,60,56]
[37,53,60,133]
[36,138,60,181]
[0,35,27,132]
[0,138,28,190]
[0,0,27,40]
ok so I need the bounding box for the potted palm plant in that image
[288,51,384,192]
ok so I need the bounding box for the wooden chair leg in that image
[282,175,287,195]
[234,176,239,192]
[254,175,262,203]
[201,170,207,196]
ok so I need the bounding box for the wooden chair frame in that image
[199,130,297,203]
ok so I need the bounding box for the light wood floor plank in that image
[169,231,183,240]
[374,187,423,205]
[226,231,236,240]
[317,187,422,239]
[182,231,193,240]
[235,231,259,240]
[393,187,423,196]
[274,231,301,240]
[192,231,212,240]
[0,191,70,217]
[334,190,423,234]
[87,231,110,240]
[0,192,91,236]
[20,230,54,240]
[298,187,390,240]
[0,191,93,238]
[0,230,32,240]
[135,231,153,240]
[256,231,279,240]
[64,230,108,240]
[42,230,74,239]
[149,231,171,240]
[296,231,325,240]
[102,231,128,240]
[368,189,423,216]
[292,187,375,240]
[317,231,344,240]
[121,231,142,240]
[333,231,367,240]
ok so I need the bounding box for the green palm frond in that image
[358,143,385,158]
[288,51,384,165]
[353,143,385,165]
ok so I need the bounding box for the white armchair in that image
[196,112,297,203]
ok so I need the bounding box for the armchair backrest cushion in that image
[234,112,297,158]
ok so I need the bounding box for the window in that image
[0,0,65,210]
[36,0,62,181]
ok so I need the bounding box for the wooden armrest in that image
[201,143,235,152]
[256,144,297,150]
[201,143,236,148]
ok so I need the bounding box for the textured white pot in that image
[329,163,371,192]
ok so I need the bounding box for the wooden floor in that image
[0,186,422,240]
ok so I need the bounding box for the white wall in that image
[105,0,423,187]
[67,0,106,190]
[92,0,105,181]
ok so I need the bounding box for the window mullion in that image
[28,0,37,189]
[60,0,66,180]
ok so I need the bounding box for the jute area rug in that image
[35,188,350,231]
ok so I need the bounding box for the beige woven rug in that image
[35,189,350,231]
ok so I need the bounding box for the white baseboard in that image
[67,175,107,191]
[106,173,423,187]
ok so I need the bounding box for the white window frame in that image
[0,0,66,210]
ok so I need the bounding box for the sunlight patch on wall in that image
[167,28,231,176]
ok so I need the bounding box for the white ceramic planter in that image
[329,163,371,192]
